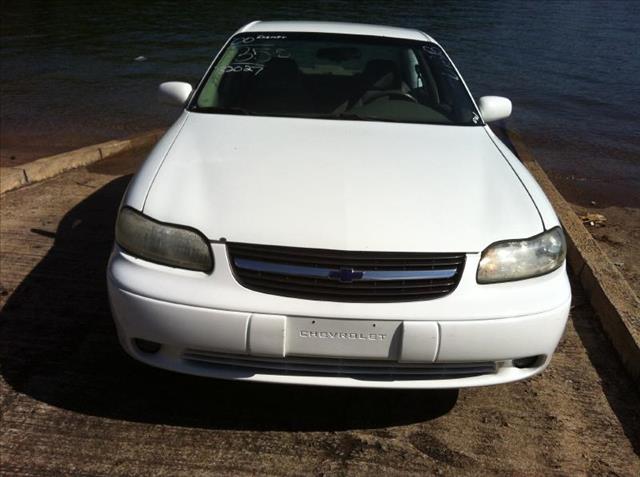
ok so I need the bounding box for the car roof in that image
[237,20,436,43]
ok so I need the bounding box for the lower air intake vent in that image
[183,350,496,380]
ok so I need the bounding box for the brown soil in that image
[1,148,639,475]
[548,173,640,298]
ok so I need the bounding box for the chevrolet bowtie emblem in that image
[328,268,364,283]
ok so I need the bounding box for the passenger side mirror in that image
[158,82,193,107]
[477,96,512,122]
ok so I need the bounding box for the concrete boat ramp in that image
[1,146,639,475]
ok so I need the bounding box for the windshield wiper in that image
[330,112,405,123]
[191,106,250,115]
[190,107,415,124]
[332,111,368,121]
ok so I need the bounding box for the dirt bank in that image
[549,173,640,298]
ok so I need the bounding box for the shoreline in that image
[538,163,640,299]
[545,171,639,298]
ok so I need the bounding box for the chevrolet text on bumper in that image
[108,21,570,388]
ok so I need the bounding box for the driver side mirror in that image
[158,81,193,107]
[477,96,512,122]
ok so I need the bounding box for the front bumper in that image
[107,246,571,389]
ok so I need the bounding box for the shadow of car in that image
[0,174,458,431]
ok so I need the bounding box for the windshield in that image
[190,33,481,126]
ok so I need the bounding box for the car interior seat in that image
[243,58,313,114]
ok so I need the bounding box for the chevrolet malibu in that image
[107,21,570,388]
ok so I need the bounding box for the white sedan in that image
[107,21,570,388]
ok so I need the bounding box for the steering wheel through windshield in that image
[363,90,418,105]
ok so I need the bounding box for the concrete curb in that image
[0,129,164,194]
[506,130,640,386]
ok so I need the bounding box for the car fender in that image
[121,111,190,211]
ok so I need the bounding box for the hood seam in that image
[483,127,546,232]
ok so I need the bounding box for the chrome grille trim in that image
[227,242,466,302]
[234,257,458,281]
[183,350,497,379]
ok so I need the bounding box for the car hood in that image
[143,113,542,252]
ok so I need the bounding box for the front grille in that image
[227,242,465,302]
[183,350,496,380]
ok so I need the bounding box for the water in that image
[2,0,639,205]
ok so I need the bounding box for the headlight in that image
[477,227,566,284]
[115,207,213,273]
